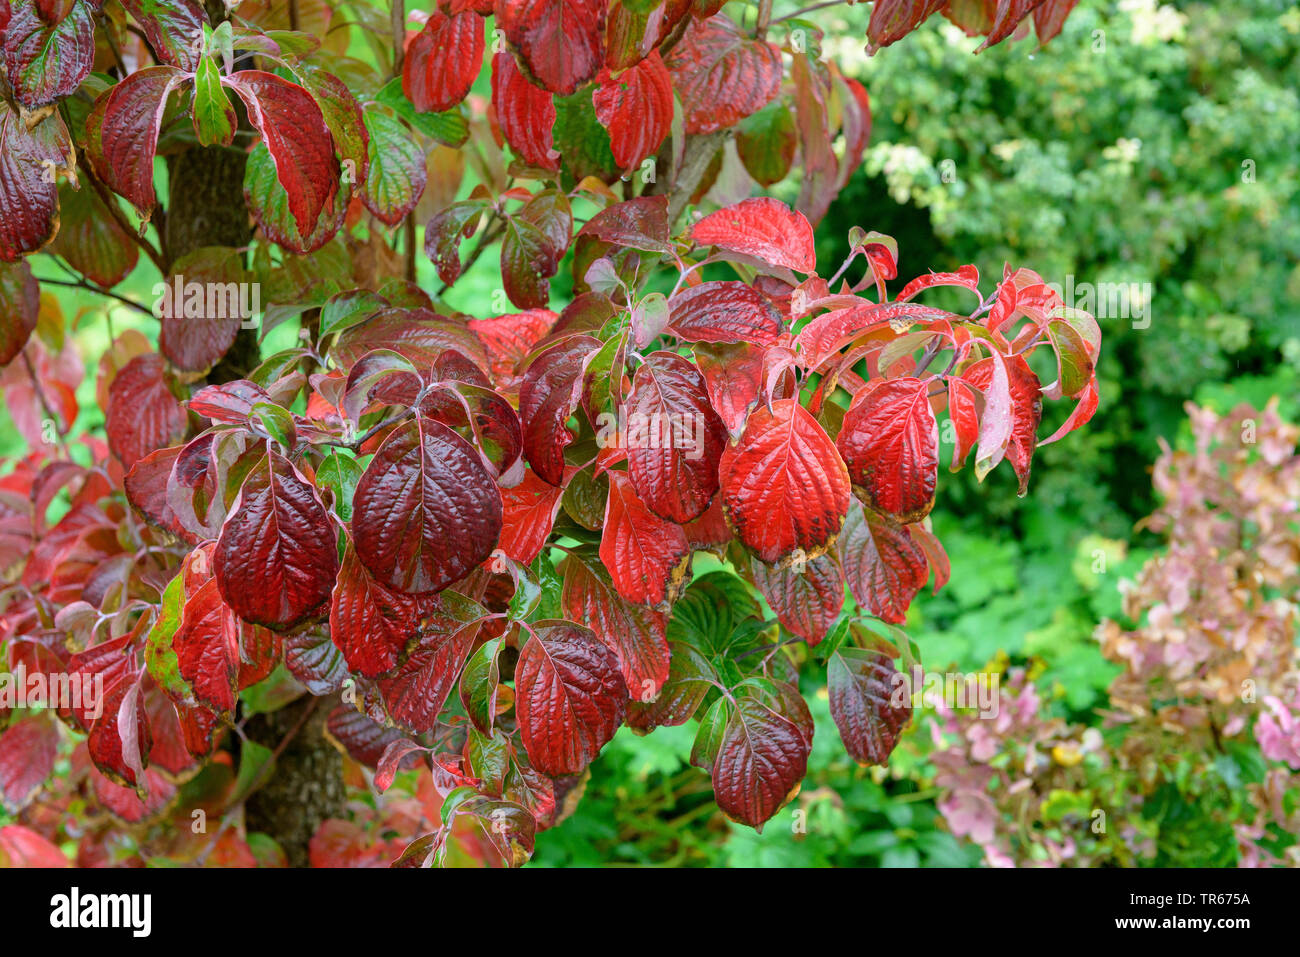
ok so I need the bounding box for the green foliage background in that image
[532,0,1300,867]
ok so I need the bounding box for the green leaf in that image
[192,56,236,147]
[317,448,363,522]
[144,572,191,700]
[375,77,469,147]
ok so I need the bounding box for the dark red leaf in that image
[329,541,423,678]
[664,13,782,134]
[962,352,1042,494]
[119,0,206,70]
[497,0,607,96]
[2,0,94,108]
[519,335,598,486]
[106,353,186,470]
[837,502,927,624]
[600,471,691,607]
[369,593,486,733]
[712,679,810,828]
[86,66,187,218]
[515,621,626,776]
[0,105,72,261]
[213,451,340,628]
[748,552,844,646]
[0,712,57,811]
[0,259,39,364]
[351,416,503,594]
[668,281,785,346]
[828,644,911,765]
[575,195,671,254]
[624,350,726,523]
[692,340,764,438]
[402,9,484,113]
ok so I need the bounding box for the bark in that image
[242,697,346,868]
[162,1,346,864]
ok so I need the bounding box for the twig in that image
[20,352,71,457]
[34,276,155,317]
[773,0,850,24]
[434,217,504,297]
[76,157,169,274]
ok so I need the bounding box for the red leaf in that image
[946,376,980,470]
[690,197,815,274]
[828,645,911,765]
[370,594,486,733]
[214,451,340,628]
[497,0,607,96]
[622,350,726,523]
[351,416,503,594]
[468,308,556,393]
[1033,0,1080,44]
[47,183,139,287]
[0,712,58,811]
[106,353,186,469]
[600,471,691,607]
[837,502,927,624]
[593,50,673,170]
[519,335,598,486]
[718,399,849,565]
[561,553,670,699]
[0,824,67,867]
[0,105,72,261]
[173,578,240,712]
[692,340,764,438]
[188,379,272,424]
[664,14,782,135]
[329,541,423,678]
[490,52,557,169]
[1040,376,1099,447]
[896,264,981,302]
[224,70,340,237]
[748,553,844,646]
[86,66,187,218]
[794,302,953,371]
[668,281,786,346]
[963,352,1042,493]
[2,0,94,108]
[515,621,627,776]
[836,376,939,524]
[0,259,39,364]
[866,0,945,52]
[119,0,206,71]
[712,680,811,828]
[402,9,484,113]
[498,468,563,563]
[576,195,671,254]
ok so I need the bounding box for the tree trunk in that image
[162,1,346,864]
[242,697,346,868]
